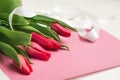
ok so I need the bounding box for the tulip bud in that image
[49,38,69,51]
[51,23,71,37]
[18,42,51,60]
[32,32,69,50]
[32,32,54,50]
[13,54,32,75]
[26,42,51,61]
[48,38,61,50]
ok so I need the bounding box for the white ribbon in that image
[9,6,22,31]
[8,6,36,31]
[43,5,100,41]
[9,5,100,41]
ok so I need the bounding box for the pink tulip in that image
[13,54,32,75]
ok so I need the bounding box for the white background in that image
[22,0,120,80]
[22,0,120,39]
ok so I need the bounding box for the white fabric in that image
[0,69,10,80]
[44,5,100,41]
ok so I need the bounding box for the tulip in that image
[32,32,69,50]
[49,38,69,50]
[48,38,61,50]
[51,23,71,37]
[27,42,51,60]
[19,42,51,61]
[13,54,32,75]
[32,32,54,50]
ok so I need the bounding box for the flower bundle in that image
[0,0,77,75]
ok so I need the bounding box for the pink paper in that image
[0,29,120,80]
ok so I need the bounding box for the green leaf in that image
[15,25,42,34]
[31,15,56,23]
[0,42,21,66]
[15,47,32,64]
[50,29,61,41]
[0,19,9,27]
[57,20,77,31]
[29,15,77,31]
[27,20,61,42]
[0,26,31,46]
[0,13,29,26]
[0,0,22,13]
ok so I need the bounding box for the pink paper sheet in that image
[0,29,120,80]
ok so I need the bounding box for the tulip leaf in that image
[16,47,32,64]
[0,19,9,27]
[30,15,56,23]
[50,29,61,41]
[57,20,77,31]
[27,20,61,42]
[0,0,22,13]
[0,13,29,26]
[0,27,31,46]
[15,25,42,34]
[0,42,21,66]
[29,15,77,31]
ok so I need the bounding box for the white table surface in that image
[22,0,120,80]
[1,0,120,80]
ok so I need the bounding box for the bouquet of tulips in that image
[0,0,77,75]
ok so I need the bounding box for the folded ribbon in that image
[43,5,100,41]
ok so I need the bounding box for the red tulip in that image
[13,54,32,75]
[27,42,51,60]
[48,38,61,50]
[19,42,51,61]
[47,38,69,50]
[51,23,71,37]
[32,32,54,50]
[32,32,69,50]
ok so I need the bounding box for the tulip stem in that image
[61,45,70,51]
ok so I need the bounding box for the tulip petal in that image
[21,55,33,72]
[13,54,32,75]
[49,38,61,50]
[27,46,50,61]
[32,32,54,50]
[31,42,49,53]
